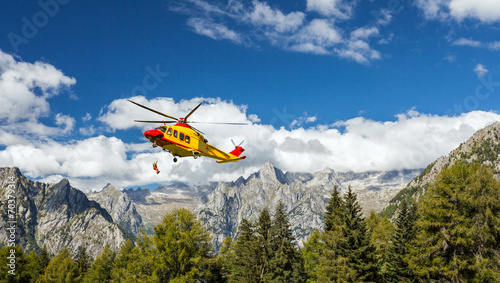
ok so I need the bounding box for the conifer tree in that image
[37,247,80,283]
[219,236,235,282]
[76,244,90,278]
[230,218,259,283]
[112,232,158,282]
[301,229,324,282]
[0,245,32,282]
[153,208,220,282]
[324,185,344,232]
[378,199,416,282]
[365,210,394,281]
[407,163,500,281]
[25,250,42,283]
[256,208,272,281]
[339,186,377,282]
[265,202,305,283]
[83,245,115,283]
[39,245,50,272]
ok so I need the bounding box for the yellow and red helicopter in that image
[129,100,247,163]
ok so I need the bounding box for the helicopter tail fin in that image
[229,140,245,157]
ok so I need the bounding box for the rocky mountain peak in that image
[0,168,127,259]
[87,183,142,235]
[102,183,119,192]
[257,161,286,184]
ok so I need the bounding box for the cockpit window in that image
[167,127,172,135]
[157,126,167,133]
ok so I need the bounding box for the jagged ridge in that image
[0,168,128,259]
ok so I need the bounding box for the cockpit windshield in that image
[156,126,168,133]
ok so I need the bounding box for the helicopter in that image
[128,100,247,163]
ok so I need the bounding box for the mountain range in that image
[3,121,500,256]
[0,168,130,259]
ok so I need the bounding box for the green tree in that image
[230,219,259,283]
[255,208,272,281]
[38,245,50,272]
[339,186,377,282]
[265,202,305,283]
[219,236,235,282]
[377,199,416,282]
[37,247,80,283]
[302,229,324,282]
[365,210,395,282]
[111,232,158,283]
[0,245,34,283]
[153,208,221,282]
[306,186,377,282]
[304,186,355,282]
[83,245,115,283]
[324,185,344,232]
[76,244,90,279]
[407,163,500,282]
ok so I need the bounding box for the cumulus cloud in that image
[3,94,500,191]
[2,52,500,192]
[416,0,500,22]
[84,97,500,189]
[0,50,76,123]
[0,50,77,141]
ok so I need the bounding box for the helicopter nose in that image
[144,129,163,140]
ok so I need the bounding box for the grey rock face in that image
[198,162,420,248]
[87,183,143,235]
[0,167,126,259]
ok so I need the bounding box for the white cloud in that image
[351,27,379,40]
[416,0,500,22]
[449,0,500,22]
[54,114,76,133]
[3,94,500,191]
[0,50,76,123]
[452,37,500,51]
[474,63,489,78]
[171,0,386,64]
[306,0,353,19]
[452,37,481,47]
[246,1,305,33]
[334,27,382,64]
[488,41,500,50]
[187,18,242,43]
[415,0,450,20]
[289,19,343,54]
[82,113,92,122]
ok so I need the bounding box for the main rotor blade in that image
[187,121,248,125]
[128,100,179,121]
[184,102,202,120]
[189,125,205,135]
[133,120,177,123]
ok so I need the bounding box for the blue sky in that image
[1,0,500,191]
